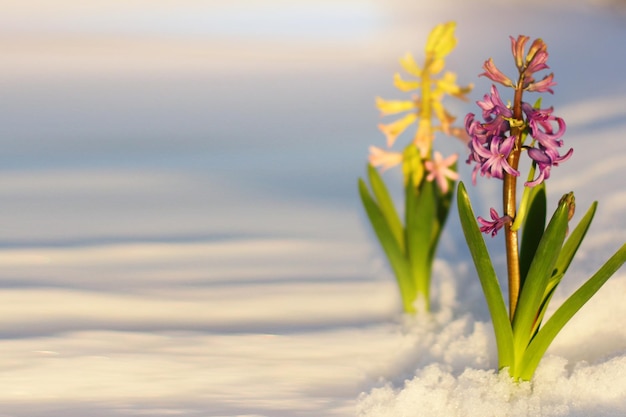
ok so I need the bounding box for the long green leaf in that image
[554,202,597,277]
[367,164,405,252]
[529,202,597,337]
[359,178,415,311]
[519,243,626,380]
[519,182,547,287]
[528,202,597,339]
[457,182,514,369]
[406,176,435,307]
[529,277,560,337]
[512,197,569,360]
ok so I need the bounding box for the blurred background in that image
[1,0,624,250]
[0,0,623,250]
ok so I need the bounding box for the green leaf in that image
[554,201,597,277]
[367,164,405,252]
[512,197,570,363]
[457,182,514,370]
[528,202,597,337]
[511,163,539,232]
[519,242,626,380]
[529,277,560,338]
[405,175,435,307]
[359,178,415,312]
[519,182,547,287]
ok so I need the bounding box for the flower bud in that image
[558,192,576,221]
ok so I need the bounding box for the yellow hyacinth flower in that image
[360,21,474,314]
[373,21,473,176]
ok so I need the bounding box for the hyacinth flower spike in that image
[358,22,472,313]
[457,35,626,381]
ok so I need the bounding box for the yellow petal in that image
[378,113,417,147]
[375,97,416,116]
[434,72,473,99]
[435,71,460,94]
[432,101,455,135]
[425,21,457,60]
[455,83,474,99]
[427,58,445,75]
[413,118,434,157]
[394,73,420,92]
[399,52,422,77]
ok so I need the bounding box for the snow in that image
[0,0,625,416]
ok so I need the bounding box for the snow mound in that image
[358,355,626,417]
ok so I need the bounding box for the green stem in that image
[414,261,432,312]
[419,63,433,157]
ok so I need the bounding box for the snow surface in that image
[0,0,625,416]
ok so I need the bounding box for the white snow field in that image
[0,0,625,416]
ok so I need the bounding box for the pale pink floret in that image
[368,146,403,171]
[424,151,459,194]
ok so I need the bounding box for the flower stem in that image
[418,67,433,157]
[504,84,524,320]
